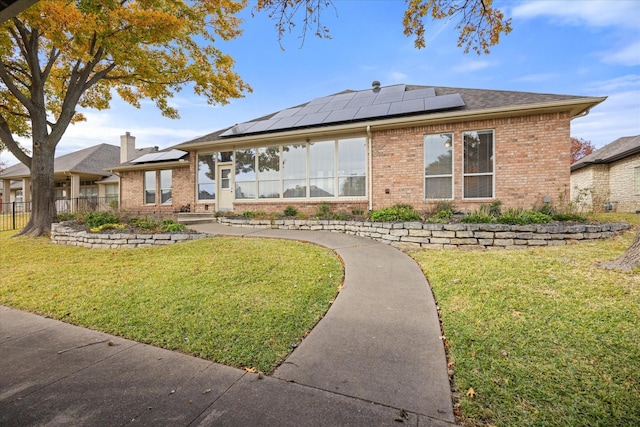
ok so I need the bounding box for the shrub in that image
[333,211,349,221]
[497,209,552,225]
[480,200,502,217]
[552,213,586,223]
[351,207,365,217]
[370,204,422,222]
[315,203,333,219]
[533,201,556,216]
[86,211,121,229]
[55,212,83,222]
[242,210,266,218]
[160,219,188,233]
[461,211,495,223]
[283,206,298,217]
[432,200,456,215]
[90,223,126,233]
[129,216,159,230]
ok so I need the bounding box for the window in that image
[636,167,640,194]
[144,171,156,204]
[160,170,172,204]
[463,130,494,198]
[283,144,307,198]
[105,184,118,202]
[79,180,98,198]
[258,146,280,198]
[197,153,216,200]
[235,148,256,199]
[310,141,335,197]
[424,133,453,199]
[338,138,366,197]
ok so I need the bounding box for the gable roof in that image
[0,144,120,180]
[109,147,189,172]
[174,83,606,149]
[571,135,640,171]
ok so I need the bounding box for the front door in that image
[217,165,234,212]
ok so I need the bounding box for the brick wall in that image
[120,164,192,214]
[371,112,573,212]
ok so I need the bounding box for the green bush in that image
[86,211,121,228]
[461,211,495,223]
[480,200,502,217]
[90,223,126,233]
[432,200,456,214]
[315,203,334,219]
[351,207,365,217]
[55,212,83,222]
[242,210,266,218]
[370,204,422,222]
[333,211,349,221]
[283,206,298,217]
[497,209,552,225]
[533,201,556,216]
[552,213,586,222]
[161,220,188,233]
[129,216,159,230]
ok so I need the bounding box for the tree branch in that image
[0,113,31,168]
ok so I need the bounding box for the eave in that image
[109,159,190,172]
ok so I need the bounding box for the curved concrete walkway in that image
[0,224,455,426]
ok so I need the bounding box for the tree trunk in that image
[16,140,56,237]
[599,225,640,271]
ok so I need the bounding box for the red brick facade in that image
[118,112,574,215]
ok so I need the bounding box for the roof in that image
[174,83,606,149]
[0,143,120,179]
[571,135,640,171]
[109,147,189,172]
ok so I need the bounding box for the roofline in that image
[571,143,640,171]
[109,159,190,172]
[174,97,606,150]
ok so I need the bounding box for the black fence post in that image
[12,201,16,230]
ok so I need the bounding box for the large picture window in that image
[463,130,494,199]
[424,133,453,199]
[197,153,216,200]
[258,146,280,198]
[310,141,335,197]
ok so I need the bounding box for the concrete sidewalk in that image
[0,224,455,426]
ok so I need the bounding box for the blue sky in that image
[2,0,639,167]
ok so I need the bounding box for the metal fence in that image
[0,197,117,232]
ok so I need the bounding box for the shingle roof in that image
[0,144,120,179]
[571,135,640,171]
[174,83,604,149]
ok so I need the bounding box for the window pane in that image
[464,175,493,198]
[309,141,335,197]
[144,171,156,204]
[160,170,172,204]
[283,179,306,198]
[282,144,307,180]
[339,176,366,197]
[198,153,216,200]
[338,138,366,197]
[257,146,280,198]
[218,151,233,162]
[464,131,493,174]
[424,134,453,175]
[259,181,280,198]
[425,177,452,199]
[235,149,256,199]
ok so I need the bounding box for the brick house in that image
[112,83,605,215]
[570,135,640,213]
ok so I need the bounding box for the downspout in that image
[367,125,373,212]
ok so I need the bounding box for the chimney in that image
[120,132,136,163]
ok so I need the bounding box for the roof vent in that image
[371,80,381,90]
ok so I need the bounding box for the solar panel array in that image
[220,85,465,137]
[130,149,187,164]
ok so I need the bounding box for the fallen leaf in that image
[466,387,475,398]
[501,350,509,356]
[244,367,257,373]
[203,389,211,394]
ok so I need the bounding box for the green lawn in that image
[0,233,343,373]
[412,213,640,426]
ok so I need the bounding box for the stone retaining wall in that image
[217,217,631,251]
[51,223,210,249]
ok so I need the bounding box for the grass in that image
[0,233,343,374]
[411,213,640,426]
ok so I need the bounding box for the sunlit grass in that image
[412,213,640,426]
[0,233,343,373]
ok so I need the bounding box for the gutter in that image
[367,125,372,212]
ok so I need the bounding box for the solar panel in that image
[130,149,186,164]
[220,85,465,137]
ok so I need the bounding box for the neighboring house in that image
[112,82,606,215]
[1,141,124,211]
[570,135,640,213]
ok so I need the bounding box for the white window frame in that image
[424,133,454,200]
[462,129,495,199]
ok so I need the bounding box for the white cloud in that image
[513,73,561,83]
[600,40,640,66]
[511,0,640,30]
[452,60,493,73]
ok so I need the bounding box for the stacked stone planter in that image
[51,223,211,249]
[217,217,631,251]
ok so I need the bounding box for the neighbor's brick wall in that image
[120,170,144,211]
[570,167,594,208]
[371,112,573,212]
[609,152,640,212]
